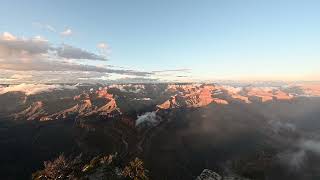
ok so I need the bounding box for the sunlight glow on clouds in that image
[0,32,221,83]
[0,32,166,82]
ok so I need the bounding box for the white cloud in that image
[301,140,320,154]
[33,22,56,32]
[97,42,110,58]
[0,32,162,83]
[61,28,72,36]
[45,25,56,32]
[278,139,320,169]
[97,42,108,49]
[0,83,77,95]
[0,32,51,56]
[10,74,33,79]
[56,44,107,60]
[32,36,48,42]
[279,150,306,169]
[135,111,159,126]
[0,70,108,83]
[2,32,17,41]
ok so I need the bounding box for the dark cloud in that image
[0,55,105,72]
[0,32,187,83]
[0,58,151,76]
[0,37,50,57]
[0,32,151,78]
[0,32,106,61]
[55,44,107,60]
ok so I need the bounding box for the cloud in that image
[152,68,191,73]
[301,140,320,154]
[278,150,306,169]
[2,32,17,41]
[176,75,189,78]
[0,59,109,72]
[0,32,51,57]
[10,74,33,79]
[61,28,72,36]
[0,83,77,95]
[97,43,108,49]
[0,32,129,75]
[278,139,320,170]
[97,42,110,57]
[0,57,152,77]
[107,75,159,83]
[0,32,168,83]
[32,22,56,32]
[56,44,107,60]
[0,32,106,61]
[136,111,159,126]
[0,70,110,83]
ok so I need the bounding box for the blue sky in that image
[0,0,320,82]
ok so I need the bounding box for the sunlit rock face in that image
[3,83,320,180]
[157,83,301,110]
[46,88,121,120]
[14,101,46,121]
[157,84,228,109]
[14,87,121,121]
[212,98,228,105]
[11,83,319,121]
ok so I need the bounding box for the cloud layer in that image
[0,32,106,61]
[135,111,159,126]
[0,32,154,79]
[0,83,77,95]
[0,32,191,83]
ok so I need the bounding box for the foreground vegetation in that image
[33,153,149,180]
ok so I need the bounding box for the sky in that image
[0,0,320,83]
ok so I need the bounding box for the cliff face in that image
[157,85,225,110]
[156,84,299,111]
[2,83,320,180]
[14,101,46,121]
[11,83,316,121]
[196,169,251,180]
[14,88,121,121]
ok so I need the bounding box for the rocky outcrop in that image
[14,101,46,121]
[11,84,306,121]
[42,89,121,121]
[40,99,94,121]
[157,84,228,110]
[196,169,251,180]
[196,169,222,180]
[14,88,121,121]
